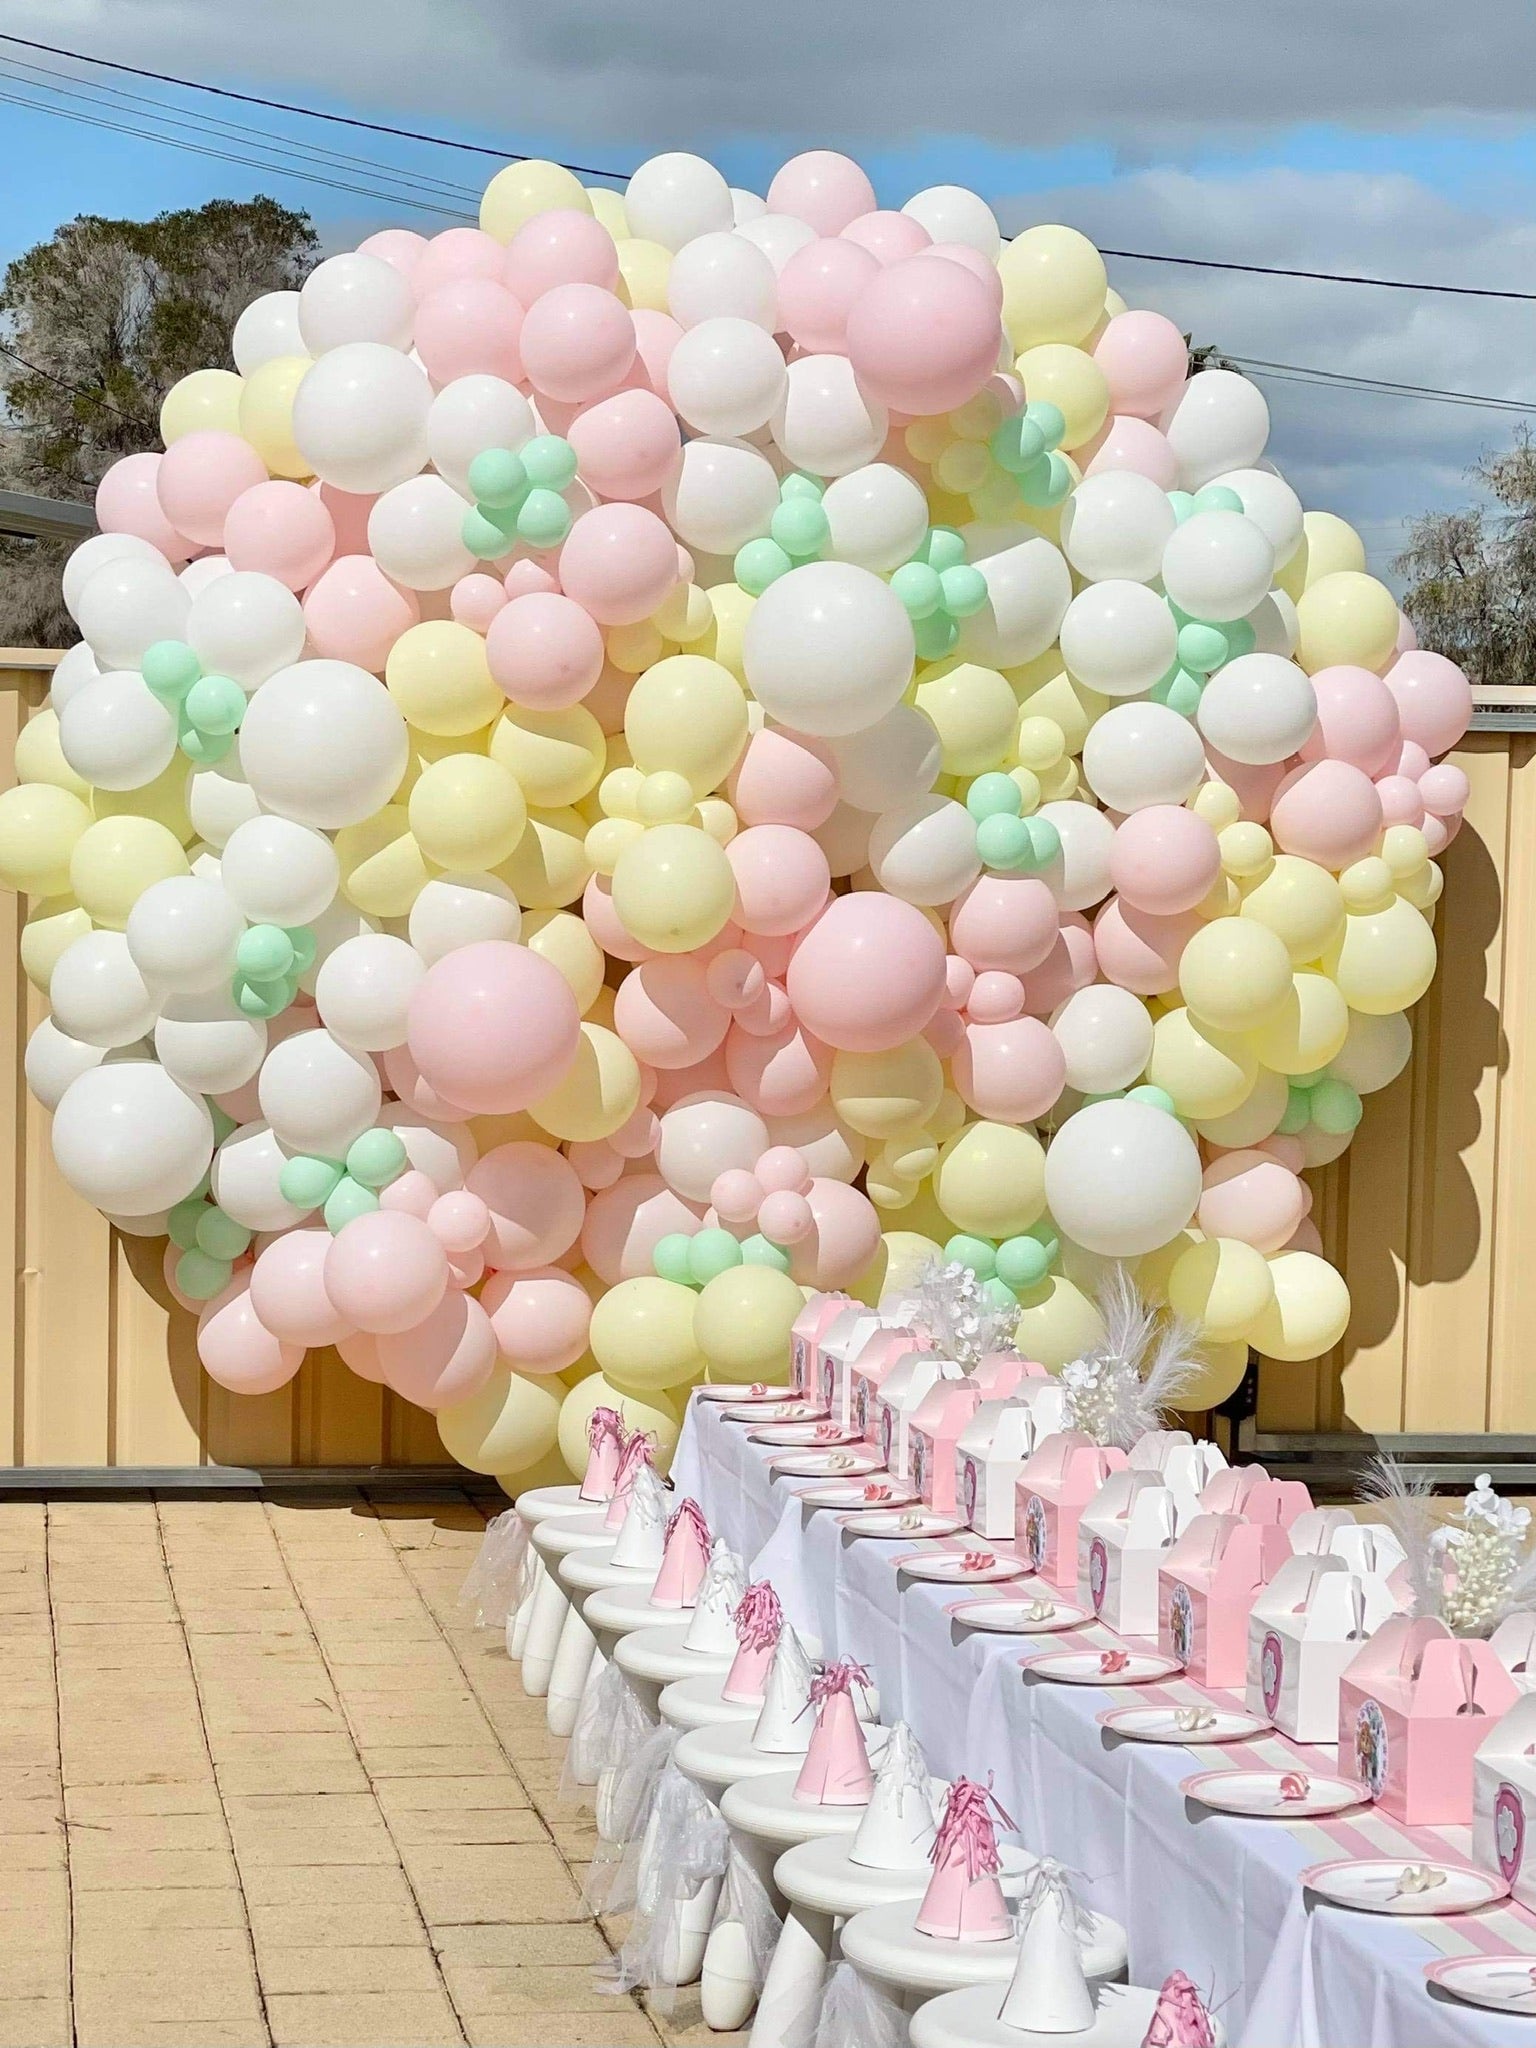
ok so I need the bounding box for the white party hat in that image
[849,1721,937,1870]
[750,1622,816,1753]
[999,1860,1095,2034]
[683,1542,746,1655]
[609,1463,667,1571]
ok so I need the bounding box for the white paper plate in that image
[794,1479,918,1509]
[1023,1649,1183,1685]
[1100,1707,1269,1746]
[748,1421,862,1447]
[771,1448,886,1478]
[721,1400,827,1424]
[1301,1857,1507,1916]
[1426,1957,1536,2013]
[1182,1769,1367,1818]
[839,1507,966,1540]
[952,1596,1090,1634]
[898,1551,1029,1586]
[696,1382,793,1403]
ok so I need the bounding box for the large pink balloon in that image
[614,957,730,1069]
[520,283,636,405]
[1298,666,1402,776]
[767,151,877,235]
[249,1229,354,1345]
[950,874,1060,975]
[726,1015,832,1117]
[1020,915,1097,1017]
[198,1275,304,1394]
[558,503,679,625]
[96,451,193,562]
[727,825,831,937]
[407,941,580,1115]
[778,238,880,355]
[842,210,932,266]
[1081,415,1180,490]
[846,255,1000,415]
[156,431,268,548]
[1109,806,1221,916]
[1270,760,1384,870]
[324,1210,450,1335]
[375,1289,498,1410]
[567,387,681,502]
[1092,312,1189,421]
[303,555,420,671]
[730,725,839,830]
[380,1045,474,1123]
[413,279,526,384]
[504,208,619,302]
[952,1015,1067,1122]
[413,227,505,294]
[486,591,605,708]
[786,895,946,1052]
[629,308,684,398]
[481,1264,592,1373]
[1198,1152,1307,1254]
[1093,897,1200,996]
[1384,650,1473,758]
[580,1172,703,1284]
[223,479,335,590]
[467,1141,586,1271]
[787,1178,881,1289]
[338,1330,386,1382]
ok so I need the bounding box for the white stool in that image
[909,1982,1225,2048]
[505,1485,586,1658]
[676,1720,890,1803]
[548,1544,659,1737]
[522,1510,614,1696]
[613,1622,733,1717]
[839,1897,1127,2010]
[661,1671,764,1733]
[583,1579,700,1663]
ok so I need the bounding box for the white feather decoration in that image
[1060,1264,1201,1450]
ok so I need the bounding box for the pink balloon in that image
[569,1140,625,1191]
[1020,915,1097,1017]
[249,1229,354,1345]
[323,1210,449,1335]
[504,558,561,599]
[520,283,636,405]
[1270,760,1384,869]
[767,151,878,235]
[380,1045,474,1123]
[156,431,268,548]
[567,387,682,501]
[407,940,580,1115]
[1081,415,1181,490]
[649,1044,733,1108]
[580,1171,703,1284]
[712,1168,764,1223]
[614,957,730,1070]
[629,309,684,398]
[375,1289,498,1410]
[481,1264,593,1373]
[927,245,1004,307]
[841,210,932,266]
[727,825,831,937]
[428,1189,491,1252]
[726,1016,832,1118]
[1093,897,1200,996]
[610,1103,661,1161]
[759,1188,814,1244]
[1420,762,1470,818]
[504,209,619,302]
[338,1330,386,1382]
[558,503,679,625]
[734,980,793,1039]
[1373,774,1426,829]
[380,1168,439,1219]
[730,725,840,830]
[1395,613,1419,656]
[1384,650,1473,758]
[413,279,525,385]
[1202,749,1286,824]
[96,452,193,562]
[468,1141,586,1271]
[358,228,426,278]
[1298,666,1402,775]
[1109,805,1221,916]
[757,1145,812,1195]
[486,590,605,708]
[1283,1217,1325,1256]
[845,255,1000,415]
[949,874,1060,975]
[450,573,508,634]
[1422,814,1455,856]
[952,1014,1068,1122]
[778,238,881,355]
[787,1178,881,1289]
[222,479,335,591]
[968,970,1026,1023]
[198,1274,304,1394]
[413,228,507,294]
[1253,1133,1307,1174]
[1395,740,1432,782]
[707,949,768,1013]
[787,894,947,1052]
[1199,1152,1307,1253]
[313,484,377,556]
[1092,312,1189,421]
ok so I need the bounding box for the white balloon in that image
[52,1061,214,1217]
[1058,470,1177,584]
[376,1106,476,1192]
[1082,702,1206,812]
[408,873,522,965]
[50,932,159,1048]
[232,290,304,375]
[25,1018,110,1112]
[1245,590,1300,659]
[219,815,340,926]
[1059,581,1178,698]
[660,437,780,555]
[188,757,262,850]
[1051,984,1155,1095]
[1329,1008,1412,1095]
[1160,509,1275,624]
[1212,467,1305,568]
[666,318,787,438]
[238,661,408,829]
[258,1027,381,1159]
[958,537,1074,669]
[828,703,941,813]
[770,354,887,478]
[291,343,432,495]
[62,532,162,622]
[187,571,305,690]
[367,474,476,590]
[58,672,177,791]
[106,1206,172,1238]
[901,186,1001,260]
[1043,1098,1203,1257]
[1164,370,1270,490]
[868,794,982,907]
[821,465,930,572]
[1039,800,1115,912]
[179,554,234,598]
[1197,654,1317,766]
[75,556,188,671]
[656,1091,767,1201]
[624,153,734,251]
[126,875,244,993]
[743,562,914,739]
[49,640,102,712]
[155,993,267,1095]
[667,231,778,330]
[730,189,768,225]
[314,933,425,1051]
[732,213,817,276]
[299,898,379,994]
[298,252,414,354]
[813,801,874,879]
[212,1119,313,1232]
[426,376,535,495]
[765,1105,865,1183]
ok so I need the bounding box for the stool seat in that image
[559,1546,656,1597]
[583,1580,700,1639]
[675,1720,889,1803]
[909,1982,1225,2048]
[613,1624,732,1690]
[720,1768,870,1849]
[514,1483,585,1526]
[660,1672,763,1732]
[531,1511,614,1565]
[839,1897,1127,1999]
[772,1815,1010,1921]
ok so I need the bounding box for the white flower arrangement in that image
[1365,1460,1536,1638]
[1060,1265,1200,1451]
[912,1258,1018,1372]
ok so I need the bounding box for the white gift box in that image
[1474,1691,1536,1904]
[877,1354,963,1484]
[1078,1468,1201,1636]
[1126,1428,1193,1472]
[791,1293,849,1395]
[955,1400,1035,1539]
[1245,1552,1398,1742]
[1492,1614,1536,1693]
[815,1308,883,1428]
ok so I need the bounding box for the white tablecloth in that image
[672,1400,1536,2048]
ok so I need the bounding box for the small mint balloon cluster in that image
[1277,1071,1363,1138]
[141,639,245,765]
[734,474,833,595]
[988,399,1071,509]
[942,1221,1061,1308]
[233,923,316,1021]
[966,771,1062,875]
[652,1226,792,1289]
[462,437,577,557]
[890,527,990,661]
[278,1127,410,1235]
[1081,1083,1181,1120]
[168,1180,252,1303]
[1151,486,1260,717]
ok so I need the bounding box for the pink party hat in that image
[914,1778,1015,1942]
[651,1499,712,1609]
[722,1580,782,1703]
[1142,1972,1218,2048]
[794,1660,876,1806]
[603,1430,655,1531]
[578,1406,627,1502]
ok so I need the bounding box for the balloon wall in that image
[0,147,1472,1482]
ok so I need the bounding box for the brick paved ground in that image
[0,1493,739,2048]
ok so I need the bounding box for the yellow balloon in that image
[1191,780,1242,831]
[935,1121,1047,1239]
[1192,1065,1289,1148]
[160,368,243,443]
[1219,822,1274,882]
[494,1443,572,1499]
[556,1372,681,1477]
[524,908,606,1014]
[237,355,310,478]
[530,1021,640,1143]
[614,238,672,313]
[1008,660,1109,757]
[20,899,90,994]
[607,620,666,674]
[693,1264,805,1380]
[1013,345,1110,450]
[611,822,736,953]
[437,1363,562,1474]
[1178,917,1293,1034]
[999,226,1108,351]
[14,709,90,799]
[1322,898,1437,1015]
[654,579,715,645]
[1179,1339,1251,1409]
[624,654,748,796]
[1275,509,1365,603]
[1168,1236,1276,1343]
[407,754,527,871]
[1330,1008,1412,1095]
[386,621,503,738]
[700,582,753,681]
[852,1231,938,1305]
[589,1276,704,1393]
[336,808,434,917]
[913,660,1018,776]
[91,754,195,845]
[393,721,490,802]
[1250,1251,1351,1363]
[480,159,591,240]
[497,806,593,909]
[1012,1274,1105,1370]
[830,1040,944,1142]
[1249,971,1349,1076]
[1294,571,1400,676]
[69,815,188,927]
[1146,1007,1259,1121]
[1240,854,1344,963]
[1133,1227,1203,1305]
[587,187,629,239]
[490,703,605,809]
[0,783,92,896]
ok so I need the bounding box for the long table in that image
[671,1398,1536,2048]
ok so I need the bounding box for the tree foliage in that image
[1397,431,1536,691]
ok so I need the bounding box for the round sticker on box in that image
[1088,1537,1108,1614]
[1496,1782,1526,1886]
[1260,1630,1284,1721]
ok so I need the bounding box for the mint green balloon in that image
[1310,1076,1363,1135]
[1017,450,1072,508]
[1149,666,1205,718]
[913,613,959,661]
[922,527,968,573]
[176,1248,231,1302]
[939,563,988,619]
[346,1128,408,1189]
[185,673,245,737]
[238,925,295,981]
[1176,621,1229,676]
[278,1155,344,1210]
[779,472,825,502]
[1023,399,1067,447]
[996,1235,1050,1290]
[735,537,793,596]
[195,1206,252,1261]
[653,1233,695,1285]
[976,813,1032,870]
[208,1105,237,1146]
[178,724,234,766]
[516,488,572,548]
[687,1228,744,1285]
[1193,484,1244,514]
[462,507,518,560]
[1278,1085,1313,1136]
[1023,815,1062,867]
[989,415,1047,475]
[324,1176,379,1234]
[771,497,830,558]
[890,560,943,619]
[1126,1084,1178,1117]
[467,448,529,509]
[1222,618,1257,661]
[285,926,317,975]
[740,1234,793,1273]
[1167,491,1198,524]
[966,772,1023,823]
[168,1196,207,1252]
[982,1276,1020,1312]
[944,1233,997,1279]
[142,639,201,702]
[520,435,578,491]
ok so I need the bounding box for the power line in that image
[1236,356,1536,414]
[1101,247,1536,305]
[0,338,149,424]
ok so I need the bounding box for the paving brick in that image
[399,1841,586,1926]
[266,1991,465,2046]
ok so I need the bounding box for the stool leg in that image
[701,1917,758,2033]
[566,1644,608,1787]
[519,1564,568,1697]
[508,1550,543,1661]
[667,1869,723,1987]
[547,1602,597,1736]
[747,1902,833,2048]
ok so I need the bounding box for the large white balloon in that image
[231,290,304,375]
[1058,581,1178,697]
[1039,800,1116,912]
[426,376,535,496]
[1043,1098,1203,1257]
[743,561,914,738]
[1058,471,1177,585]
[238,661,408,828]
[1159,509,1275,625]
[187,572,306,690]
[125,875,244,994]
[297,252,414,354]
[49,932,158,1048]
[770,354,887,477]
[52,1061,214,1217]
[1051,984,1155,1094]
[376,1106,475,1192]
[292,343,432,495]
[1197,654,1318,766]
[822,465,930,573]
[154,993,267,1095]
[212,1120,314,1232]
[408,873,521,965]
[868,795,982,907]
[1212,468,1305,568]
[58,672,177,791]
[187,757,262,850]
[667,318,787,439]
[667,231,778,330]
[367,474,476,590]
[624,152,734,251]
[660,437,779,556]
[958,537,1074,669]
[219,815,340,926]
[1164,370,1270,490]
[901,186,1001,259]
[62,533,162,623]
[1082,702,1206,812]
[313,933,425,1052]
[828,703,941,814]
[656,1092,767,1202]
[48,640,102,712]
[75,556,188,671]
[258,1027,382,1159]
[24,1018,110,1112]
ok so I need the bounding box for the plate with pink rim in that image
[696,1383,794,1404]
[1023,1648,1183,1685]
[898,1549,1029,1586]
[795,1479,916,1509]
[952,1594,1090,1633]
[771,1447,885,1479]
[1183,1769,1367,1818]
[1301,1856,1507,1915]
[839,1507,967,1540]
[748,1421,863,1447]
[1425,1957,1536,2013]
[721,1400,828,1424]
[1100,1706,1269,1746]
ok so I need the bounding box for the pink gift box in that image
[1014,1433,1127,1591]
[1200,1464,1313,1528]
[908,1380,982,1513]
[972,1352,1041,1399]
[790,1294,850,1396]
[1340,1615,1519,1826]
[852,1328,926,1442]
[1157,1511,1291,1688]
